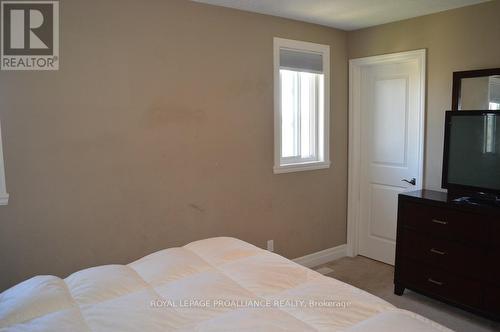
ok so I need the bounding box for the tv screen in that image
[443,111,500,193]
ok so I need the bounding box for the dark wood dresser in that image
[395,189,500,320]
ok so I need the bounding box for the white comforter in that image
[0,237,451,331]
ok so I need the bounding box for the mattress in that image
[0,237,452,331]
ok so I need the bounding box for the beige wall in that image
[348,0,500,190]
[0,0,348,290]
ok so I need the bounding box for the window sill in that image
[273,161,331,174]
[0,193,9,206]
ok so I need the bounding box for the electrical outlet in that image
[267,240,274,252]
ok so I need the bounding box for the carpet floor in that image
[316,256,500,332]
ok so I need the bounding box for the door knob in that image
[402,178,416,185]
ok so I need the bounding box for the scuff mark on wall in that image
[189,203,205,213]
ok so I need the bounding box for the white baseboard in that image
[292,244,347,268]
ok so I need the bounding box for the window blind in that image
[279,49,323,74]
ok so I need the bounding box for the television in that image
[442,111,500,196]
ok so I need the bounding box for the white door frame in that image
[347,49,426,257]
[0,118,7,205]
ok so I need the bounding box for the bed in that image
[0,237,451,331]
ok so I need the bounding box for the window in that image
[489,76,500,110]
[483,114,497,154]
[0,120,7,205]
[490,102,500,110]
[273,38,330,173]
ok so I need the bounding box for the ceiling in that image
[193,0,490,31]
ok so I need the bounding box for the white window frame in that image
[0,119,7,205]
[273,37,330,174]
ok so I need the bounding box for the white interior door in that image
[350,51,425,265]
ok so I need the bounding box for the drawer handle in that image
[430,248,446,255]
[428,278,444,286]
[431,219,448,225]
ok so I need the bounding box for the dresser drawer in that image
[483,284,500,317]
[398,260,481,307]
[398,229,483,278]
[484,219,500,283]
[400,201,484,243]
[485,247,500,283]
[488,218,500,248]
